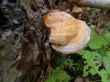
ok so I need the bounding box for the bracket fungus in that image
[43,9,90,54]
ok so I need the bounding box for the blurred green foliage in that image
[79,25,110,82]
[46,56,73,82]
[46,67,71,82]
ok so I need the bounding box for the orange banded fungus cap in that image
[43,9,90,54]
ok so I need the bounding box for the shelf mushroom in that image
[43,9,90,54]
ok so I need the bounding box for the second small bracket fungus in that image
[43,9,90,54]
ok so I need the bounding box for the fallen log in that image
[73,0,110,10]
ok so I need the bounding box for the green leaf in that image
[88,29,107,49]
[46,68,71,82]
[106,51,110,57]
[79,50,92,59]
[89,68,97,75]
[103,51,110,74]
[80,50,103,77]
[104,32,110,43]
[98,70,109,82]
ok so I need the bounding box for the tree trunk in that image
[0,0,53,82]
